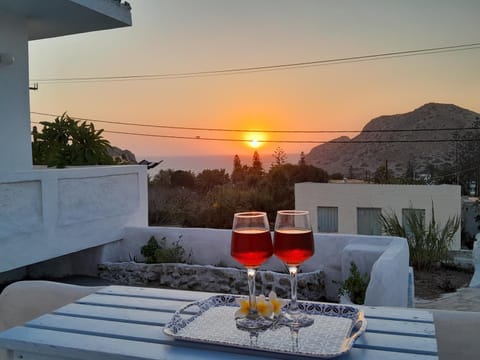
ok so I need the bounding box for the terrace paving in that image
[416,287,480,312]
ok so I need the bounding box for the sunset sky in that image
[28,0,480,160]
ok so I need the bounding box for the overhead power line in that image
[29,42,480,84]
[30,121,480,144]
[100,130,480,144]
[430,165,480,182]
[30,111,480,134]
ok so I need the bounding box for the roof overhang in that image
[0,0,132,40]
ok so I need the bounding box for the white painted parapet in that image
[0,165,147,273]
[119,227,410,307]
[469,233,480,288]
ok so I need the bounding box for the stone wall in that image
[116,227,410,306]
[98,262,326,301]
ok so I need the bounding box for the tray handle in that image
[166,295,239,335]
[348,311,366,341]
[168,300,209,334]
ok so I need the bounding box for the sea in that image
[141,153,301,176]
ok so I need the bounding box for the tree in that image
[373,165,395,184]
[394,160,426,185]
[298,151,306,166]
[404,160,415,182]
[231,154,246,184]
[264,163,328,214]
[32,113,113,168]
[170,170,195,189]
[251,150,263,174]
[450,125,480,194]
[198,184,273,228]
[247,151,264,186]
[233,154,242,171]
[329,172,344,180]
[151,169,174,187]
[265,163,296,211]
[294,164,329,183]
[272,147,287,167]
[195,169,229,193]
[148,185,201,226]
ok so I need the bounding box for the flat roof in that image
[0,0,132,40]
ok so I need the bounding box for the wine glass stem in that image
[288,266,300,314]
[247,268,258,318]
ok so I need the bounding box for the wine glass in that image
[231,211,273,330]
[274,210,315,327]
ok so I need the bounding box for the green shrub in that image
[32,113,114,168]
[140,235,187,264]
[379,202,460,271]
[335,262,370,305]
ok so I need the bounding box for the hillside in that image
[108,146,137,164]
[305,103,480,178]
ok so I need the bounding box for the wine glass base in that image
[280,312,314,328]
[236,316,273,331]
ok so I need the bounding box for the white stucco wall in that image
[117,226,410,307]
[0,165,147,273]
[0,1,136,280]
[462,197,480,243]
[0,11,32,172]
[295,183,462,250]
[0,1,132,173]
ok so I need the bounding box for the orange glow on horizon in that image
[229,111,278,152]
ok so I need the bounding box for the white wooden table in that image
[0,285,438,360]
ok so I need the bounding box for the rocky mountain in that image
[305,103,480,179]
[108,146,137,164]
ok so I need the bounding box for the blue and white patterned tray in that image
[164,294,366,358]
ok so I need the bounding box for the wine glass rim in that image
[277,210,309,215]
[234,211,267,218]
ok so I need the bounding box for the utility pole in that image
[385,160,389,183]
[455,141,460,185]
[477,167,480,197]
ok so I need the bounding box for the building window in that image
[357,207,382,235]
[317,206,338,233]
[402,208,425,238]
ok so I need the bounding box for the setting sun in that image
[248,138,261,148]
[244,132,266,149]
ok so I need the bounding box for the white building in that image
[0,0,132,172]
[295,183,462,250]
[0,1,148,277]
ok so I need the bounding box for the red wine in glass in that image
[273,229,314,266]
[231,212,273,330]
[231,229,273,268]
[273,210,315,328]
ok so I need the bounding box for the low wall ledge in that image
[98,262,327,301]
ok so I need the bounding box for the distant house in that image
[295,183,461,250]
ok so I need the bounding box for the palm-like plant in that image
[70,121,112,165]
[379,202,460,270]
[32,113,114,168]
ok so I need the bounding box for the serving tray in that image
[164,294,366,358]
